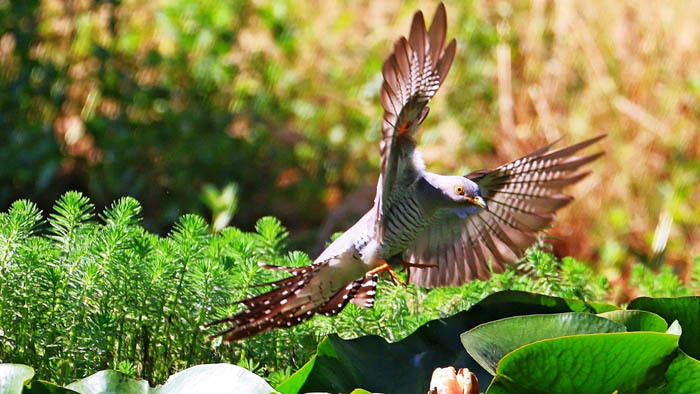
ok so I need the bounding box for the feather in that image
[406,135,605,287]
[376,3,455,240]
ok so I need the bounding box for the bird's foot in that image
[401,261,438,269]
[366,261,405,286]
[399,260,437,284]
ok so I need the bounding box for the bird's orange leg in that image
[366,261,405,286]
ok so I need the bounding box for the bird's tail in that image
[204,261,378,342]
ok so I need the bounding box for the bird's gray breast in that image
[379,185,430,258]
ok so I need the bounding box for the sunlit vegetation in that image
[2,0,700,392]
[1,193,697,388]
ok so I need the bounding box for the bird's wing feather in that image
[405,135,605,287]
[375,3,456,239]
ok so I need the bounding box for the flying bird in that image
[207,3,604,341]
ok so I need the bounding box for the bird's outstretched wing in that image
[404,135,606,287]
[374,3,456,238]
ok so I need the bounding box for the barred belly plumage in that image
[380,193,427,257]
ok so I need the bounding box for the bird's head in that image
[436,176,488,210]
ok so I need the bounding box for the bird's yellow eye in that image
[455,185,465,195]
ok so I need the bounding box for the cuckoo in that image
[207,3,604,341]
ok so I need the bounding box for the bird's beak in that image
[465,195,488,211]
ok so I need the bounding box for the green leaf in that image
[628,297,700,359]
[65,371,149,394]
[0,364,34,394]
[598,310,668,332]
[488,332,680,394]
[664,351,700,394]
[483,378,514,394]
[277,290,607,394]
[24,380,78,394]
[461,312,626,375]
[153,364,276,394]
[586,301,619,313]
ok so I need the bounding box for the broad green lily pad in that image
[598,310,668,332]
[628,296,700,359]
[664,351,700,394]
[487,332,680,393]
[461,312,626,375]
[24,380,78,393]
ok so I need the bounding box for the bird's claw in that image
[366,261,405,286]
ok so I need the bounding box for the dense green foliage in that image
[0,192,621,387]
[277,291,615,394]
[1,193,697,389]
[5,292,698,393]
[0,291,700,394]
[0,192,321,386]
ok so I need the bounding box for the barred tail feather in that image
[204,262,325,341]
[206,262,378,342]
[316,273,379,316]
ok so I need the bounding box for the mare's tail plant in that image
[0,192,315,385]
[0,192,615,387]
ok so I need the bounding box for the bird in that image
[206,3,604,342]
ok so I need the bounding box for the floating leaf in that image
[597,310,668,332]
[664,351,700,394]
[278,290,609,394]
[23,380,78,394]
[461,313,625,375]
[628,297,700,359]
[487,332,680,393]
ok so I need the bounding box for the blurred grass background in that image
[1,0,698,301]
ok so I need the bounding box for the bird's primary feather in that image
[375,3,456,240]
[405,135,606,287]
